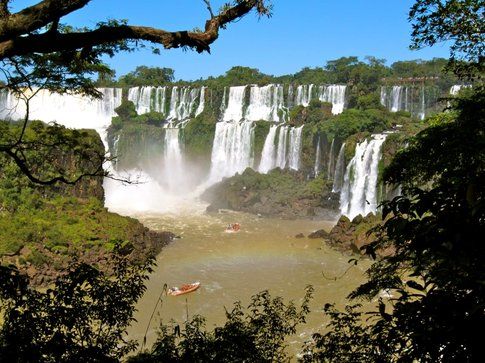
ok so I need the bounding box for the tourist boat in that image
[225,223,241,233]
[167,282,201,296]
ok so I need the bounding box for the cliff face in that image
[0,122,173,286]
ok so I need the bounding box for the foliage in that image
[409,0,484,79]
[356,93,384,110]
[131,287,313,363]
[117,66,176,87]
[304,88,485,362]
[183,109,218,159]
[0,256,153,362]
[0,120,106,186]
[317,108,396,140]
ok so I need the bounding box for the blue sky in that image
[12,0,451,81]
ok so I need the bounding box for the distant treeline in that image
[96,57,461,91]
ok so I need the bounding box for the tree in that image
[117,66,176,87]
[130,287,313,363]
[0,1,271,60]
[409,0,484,78]
[0,1,272,361]
[303,86,485,363]
[0,255,154,362]
[0,0,272,184]
[302,1,484,361]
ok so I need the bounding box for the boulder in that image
[295,233,305,239]
[308,229,329,239]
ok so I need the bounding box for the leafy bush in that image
[131,287,313,363]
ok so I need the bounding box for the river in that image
[122,208,370,356]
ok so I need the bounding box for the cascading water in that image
[380,85,442,119]
[450,85,462,95]
[318,85,347,114]
[275,126,289,169]
[332,143,346,193]
[0,88,122,146]
[169,87,201,120]
[222,86,246,121]
[314,137,321,176]
[295,85,314,107]
[259,125,279,173]
[326,138,335,179]
[339,134,388,219]
[128,86,147,115]
[391,86,403,112]
[195,87,206,117]
[288,126,304,170]
[245,84,287,122]
[418,86,425,120]
[208,121,255,183]
[128,86,165,115]
[161,123,185,192]
[127,86,205,120]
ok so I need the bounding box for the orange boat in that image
[225,223,241,233]
[167,282,201,296]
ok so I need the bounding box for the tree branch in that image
[0,0,266,59]
[0,0,92,42]
[0,0,9,18]
[203,0,215,19]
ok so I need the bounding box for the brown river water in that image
[124,209,371,356]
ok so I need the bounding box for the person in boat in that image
[226,223,241,232]
[168,282,200,296]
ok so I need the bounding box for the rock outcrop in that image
[202,168,339,219]
[325,213,382,254]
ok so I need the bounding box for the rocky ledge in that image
[202,168,340,219]
[302,213,389,256]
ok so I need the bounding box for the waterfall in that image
[275,125,289,169]
[450,85,461,95]
[332,143,346,192]
[128,86,152,115]
[288,126,304,170]
[381,85,441,119]
[295,85,314,107]
[339,134,387,219]
[222,86,246,121]
[195,86,206,116]
[380,87,387,108]
[0,88,122,145]
[127,86,169,116]
[380,85,405,112]
[418,86,425,120]
[259,125,279,173]
[326,138,335,179]
[161,123,186,192]
[287,85,294,109]
[168,87,201,120]
[318,85,347,114]
[244,84,286,122]
[314,137,321,176]
[128,86,203,120]
[208,121,254,183]
[391,86,402,112]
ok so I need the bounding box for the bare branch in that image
[203,0,215,19]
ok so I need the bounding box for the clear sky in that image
[12,0,451,81]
